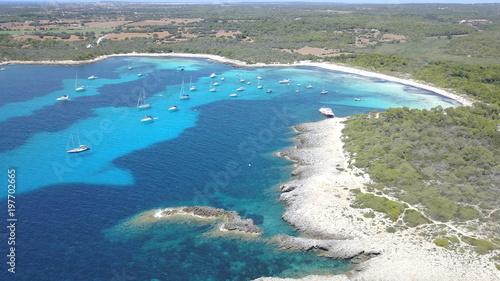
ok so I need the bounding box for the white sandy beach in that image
[1,52,474,106]
[254,118,499,281]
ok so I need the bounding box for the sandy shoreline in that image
[0,52,474,106]
[253,118,499,281]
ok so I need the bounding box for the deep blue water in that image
[0,56,460,281]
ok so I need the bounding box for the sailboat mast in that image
[180,79,185,97]
[76,128,81,146]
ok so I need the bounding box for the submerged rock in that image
[156,206,262,235]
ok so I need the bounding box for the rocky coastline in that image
[253,117,500,281]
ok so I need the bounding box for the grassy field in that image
[359,37,500,66]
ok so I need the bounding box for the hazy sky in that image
[0,0,499,4]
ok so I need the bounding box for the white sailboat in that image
[128,62,133,70]
[179,79,190,100]
[320,82,328,94]
[209,80,216,92]
[189,76,197,91]
[136,89,152,109]
[75,75,85,92]
[66,129,91,153]
[88,75,97,80]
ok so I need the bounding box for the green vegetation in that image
[415,61,500,104]
[403,209,431,227]
[434,238,450,249]
[386,226,397,233]
[354,192,406,222]
[462,236,499,255]
[0,3,499,65]
[363,212,376,219]
[342,103,500,239]
[332,54,407,72]
[448,28,500,58]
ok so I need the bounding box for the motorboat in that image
[319,107,334,117]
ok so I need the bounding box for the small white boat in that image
[221,77,225,81]
[57,95,69,101]
[279,79,291,84]
[266,89,272,93]
[141,115,156,122]
[319,107,334,117]
[66,129,90,153]
[321,82,327,94]
[88,75,97,80]
[67,144,91,153]
[213,82,220,86]
[258,85,263,89]
[210,73,216,78]
[354,98,362,101]
[179,79,190,100]
[257,76,262,80]
[247,81,251,85]
[168,105,179,111]
[137,89,152,109]
[189,76,196,91]
[229,93,238,97]
[306,85,313,89]
[209,88,216,92]
[75,75,85,91]
[180,66,185,71]
[236,87,245,91]
[137,73,143,77]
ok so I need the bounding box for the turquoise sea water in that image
[0,56,460,281]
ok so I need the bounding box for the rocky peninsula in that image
[254,117,499,281]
